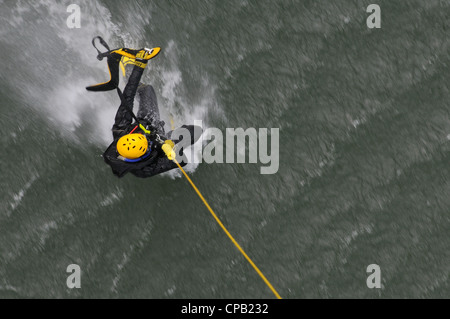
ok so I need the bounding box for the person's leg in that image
[136,84,165,135]
[111,48,160,139]
[111,65,145,139]
[122,65,145,107]
[111,101,133,139]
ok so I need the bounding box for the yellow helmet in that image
[117,133,148,159]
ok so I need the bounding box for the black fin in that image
[86,55,120,92]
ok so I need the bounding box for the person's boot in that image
[135,47,161,69]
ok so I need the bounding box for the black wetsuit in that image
[102,62,187,178]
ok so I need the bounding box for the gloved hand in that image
[162,141,176,160]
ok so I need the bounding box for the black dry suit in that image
[86,44,200,178]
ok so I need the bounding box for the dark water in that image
[0,0,449,298]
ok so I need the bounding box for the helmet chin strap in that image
[127,123,151,137]
[129,125,139,134]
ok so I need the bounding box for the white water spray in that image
[1,0,216,177]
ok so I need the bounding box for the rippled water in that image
[0,0,449,298]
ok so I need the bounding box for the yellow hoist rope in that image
[162,142,281,299]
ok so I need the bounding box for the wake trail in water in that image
[1,0,214,176]
[1,0,124,144]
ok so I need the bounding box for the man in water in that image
[87,43,200,178]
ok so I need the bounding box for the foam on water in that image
[1,0,214,174]
[154,40,218,178]
[8,175,38,217]
[1,0,127,144]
